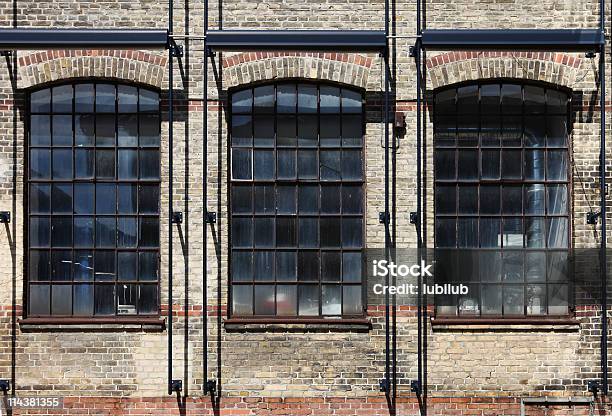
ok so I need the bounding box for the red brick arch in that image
[426,51,585,90]
[222,51,373,89]
[17,50,167,89]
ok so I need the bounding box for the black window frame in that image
[25,80,162,319]
[433,79,573,318]
[228,80,367,319]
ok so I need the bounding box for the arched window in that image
[434,81,570,317]
[27,82,161,317]
[229,82,365,318]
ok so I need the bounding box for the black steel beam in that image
[421,29,604,51]
[0,29,169,49]
[205,30,387,52]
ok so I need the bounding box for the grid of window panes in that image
[433,82,570,316]
[230,82,365,317]
[28,82,160,317]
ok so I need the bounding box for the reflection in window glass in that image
[230,83,364,317]
[28,82,161,317]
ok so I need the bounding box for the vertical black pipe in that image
[421,0,428,411]
[203,0,209,394]
[415,42,422,403]
[384,0,391,397]
[167,0,174,396]
[600,44,608,396]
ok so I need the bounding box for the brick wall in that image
[0,0,610,415]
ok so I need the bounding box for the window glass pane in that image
[30,250,50,281]
[30,184,51,214]
[501,84,522,113]
[299,218,318,248]
[96,84,115,112]
[117,85,138,112]
[253,115,275,147]
[435,185,455,215]
[232,285,253,315]
[117,283,138,314]
[277,115,296,146]
[117,217,137,248]
[524,85,545,114]
[139,218,159,248]
[276,218,296,247]
[457,85,478,114]
[457,115,479,147]
[30,217,50,247]
[96,217,116,248]
[320,150,341,180]
[95,149,115,179]
[232,185,252,214]
[30,149,50,179]
[547,90,568,114]
[232,218,253,248]
[277,185,296,214]
[232,149,252,180]
[503,115,523,147]
[232,251,253,281]
[524,184,545,215]
[342,218,362,248]
[502,185,522,214]
[118,149,138,179]
[435,88,455,114]
[320,217,341,247]
[51,217,72,247]
[525,252,546,282]
[503,285,524,315]
[524,150,544,180]
[481,150,500,179]
[31,89,51,113]
[277,149,296,179]
[140,114,160,147]
[480,186,500,214]
[94,251,115,281]
[341,150,362,180]
[94,284,115,315]
[321,186,340,214]
[277,285,297,315]
[342,185,363,214]
[435,219,456,248]
[525,218,545,248]
[139,252,159,281]
[276,251,296,281]
[254,218,274,248]
[481,284,502,314]
[51,250,72,280]
[320,115,340,147]
[139,89,159,113]
[436,116,456,147]
[481,84,500,114]
[253,150,275,180]
[297,115,318,147]
[298,185,319,214]
[118,252,137,281]
[298,285,319,315]
[297,149,318,179]
[501,150,521,179]
[74,251,94,281]
[298,252,319,281]
[547,218,568,248]
[298,84,318,113]
[29,285,50,315]
[232,115,252,146]
[73,284,94,315]
[524,116,545,147]
[96,184,116,214]
[139,149,160,179]
[53,85,73,112]
[74,217,94,247]
[52,285,72,315]
[322,285,341,315]
[277,84,296,113]
[343,285,362,315]
[457,219,478,248]
[457,150,478,180]
[435,150,455,180]
[75,149,94,178]
[547,184,567,215]
[481,116,500,147]
[479,218,500,248]
[320,86,340,113]
[53,115,72,146]
[547,150,568,180]
[75,84,94,112]
[119,184,138,214]
[232,89,252,114]
[549,284,569,315]
[254,285,275,315]
[254,185,275,214]
[342,89,362,114]
[343,252,362,282]
[118,114,138,146]
[30,115,51,146]
[547,116,567,147]
[502,218,523,247]
[342,115,363,147]
[254,85,274,112]
[52,149,73,179]
[253,252,274,281]
[458,186,477,214]
[96,114,116,146]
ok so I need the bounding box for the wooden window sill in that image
[224,317,371,332]
[430,316,580,331]
[19,317,166,331]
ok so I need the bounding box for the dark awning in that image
[420,29,604,52]
[206,30,387,52]
[0,29,169,49]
